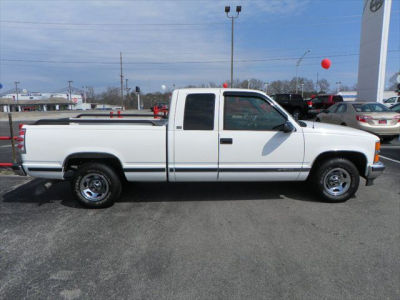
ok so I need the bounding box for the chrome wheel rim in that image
[323,168,351,196]
[80,173,109,202]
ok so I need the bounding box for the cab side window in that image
[183,94,215,130]
[224,96,286,130]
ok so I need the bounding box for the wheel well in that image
[310,151,367,178]
[64,153,126,180]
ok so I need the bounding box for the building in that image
[338,90,397,102]
[1,91,85,112]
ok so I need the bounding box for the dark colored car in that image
[308,95,343,116]
[270,94,308,120]
[390,103,400,113]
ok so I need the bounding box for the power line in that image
[1,50,399,65]
[0,20,225,26]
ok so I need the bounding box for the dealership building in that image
[0,92,90,112]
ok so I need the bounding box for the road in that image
[1,160,399,299]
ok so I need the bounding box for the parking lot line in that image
[380,155,400,164]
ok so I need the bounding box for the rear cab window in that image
[183,94,215,130]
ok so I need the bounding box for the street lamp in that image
[265,82,269,94]
[300,83,305,98]
[295,50,310,93]
[225,5,242,88]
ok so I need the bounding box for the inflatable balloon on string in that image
[321,58,331,69]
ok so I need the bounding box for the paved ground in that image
[1,159,399,299]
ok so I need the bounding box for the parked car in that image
[383,96,400,107]
[151,102,169,112]
[390,103,400,113]
[15,88,384,207]
[308,94,343,116]
[316,102,400,142]
[270,94,308,120]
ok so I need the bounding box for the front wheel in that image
[71,163,122,208]
[311,158,359,202]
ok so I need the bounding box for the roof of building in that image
[0,98,72,105]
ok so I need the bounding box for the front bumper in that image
[365,161,385,186]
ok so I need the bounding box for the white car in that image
[383,96,400,107]
[15,88,384,207]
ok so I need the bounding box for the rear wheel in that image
[311,158,359,202]
[315,118,321,122]
[72,163,122,208]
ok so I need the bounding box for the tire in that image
[315,118,320,122]
[311,158,359,202]
[71,163,122,208]
[292,109,301,120]
[341,123,347,126]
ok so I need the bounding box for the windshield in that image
[352,103,389,112]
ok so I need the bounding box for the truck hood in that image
[301,120,377,139]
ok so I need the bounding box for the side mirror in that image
[280,121,295,133]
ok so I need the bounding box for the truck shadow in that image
[2,179,322,208]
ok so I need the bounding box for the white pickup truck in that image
[15,88,384,207]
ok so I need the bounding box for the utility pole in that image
[225,6,242,88]
[295,50,310,93]
[265,82,269,94]
[120,52,124,109]
[316,72,319,92]
[301,83,305,98]
[68,80,73,101]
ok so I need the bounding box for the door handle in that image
[220,138,233,144]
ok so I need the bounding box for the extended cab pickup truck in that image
[16,88,384,207]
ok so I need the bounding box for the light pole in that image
[336,81,342,93]
[265,82,269,94]
[295,50,310,93]
[301,83,304,98]
[225,5,241,88]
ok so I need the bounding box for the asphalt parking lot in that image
[0,118,399,299]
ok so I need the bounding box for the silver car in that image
[316,102,400,142]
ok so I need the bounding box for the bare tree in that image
[317,79,330,93]
[388,72,400,90]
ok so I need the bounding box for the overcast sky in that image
[0,0,399,94]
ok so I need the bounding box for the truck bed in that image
[22,118,168,181]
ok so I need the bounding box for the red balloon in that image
[321,58,331,69]
[223,82,228,88]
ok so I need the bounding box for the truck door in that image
[171,91,219,181]
[218,91,305,181]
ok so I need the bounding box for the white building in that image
[339,90,398,102]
